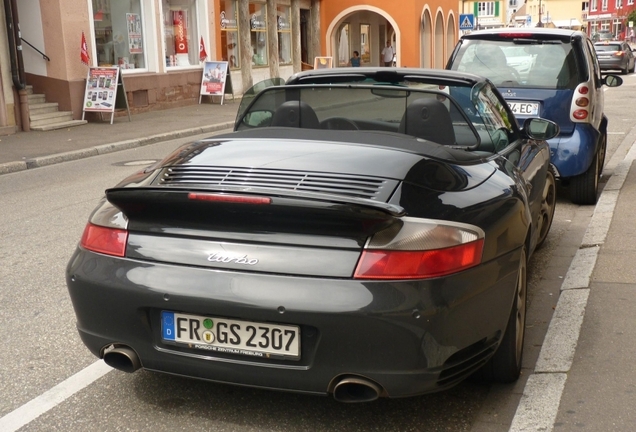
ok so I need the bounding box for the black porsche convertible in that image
[66,68,558,402]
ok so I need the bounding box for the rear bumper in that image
[548,123,600,179]
[66,246,521,398]
[597,58,627,71]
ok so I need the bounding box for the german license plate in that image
[508,102,539,116]
[161,311,300,359]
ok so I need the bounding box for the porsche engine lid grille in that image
[159,166,396,200]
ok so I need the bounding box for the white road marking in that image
[509,139,636,431]
[0,361,112,432]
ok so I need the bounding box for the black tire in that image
[569,133,606,205]
[475,247,527,383]
[536,170,556,249]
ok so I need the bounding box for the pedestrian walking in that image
[381,41,394,67]
[348,51,361,67]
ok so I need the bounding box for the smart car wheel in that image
[473,246,527,383]
[536,170,556,249]
[570,152,600,205]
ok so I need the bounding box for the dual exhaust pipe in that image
[102,345,383,403]
[102,345,141,373]
[332,376,383,403]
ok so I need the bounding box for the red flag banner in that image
[199,36,208,62]
[81,32,90,65]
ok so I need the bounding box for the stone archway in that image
[420,9,433,68]
[326,6,400,67]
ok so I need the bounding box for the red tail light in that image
[188,193,272,205]
[81,223,128,257]
[353,217,485,280]
[354,240,484,279]
[573,110,588,120]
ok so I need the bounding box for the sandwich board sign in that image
[459,14,475,31]
[81,66,131,124]
[199,61,230,104]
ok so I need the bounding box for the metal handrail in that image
[20,38,50,61]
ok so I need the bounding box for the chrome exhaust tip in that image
[333,376,382,403]
[102,345,141,373]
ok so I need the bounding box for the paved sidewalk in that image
[0,100,240,174]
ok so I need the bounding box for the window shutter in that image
[474,2,479,16]
[495,2,500,16]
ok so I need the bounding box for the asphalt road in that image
[0,75,633,431]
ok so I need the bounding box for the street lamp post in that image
[538,0,543,27]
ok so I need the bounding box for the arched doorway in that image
[446,13,456,65]
[434,11,445,69]
[420,9,433,68]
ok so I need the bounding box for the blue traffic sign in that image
[459,14,475,30]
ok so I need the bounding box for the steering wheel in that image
[321,117,359,130]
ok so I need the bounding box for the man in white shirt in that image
[381,41,394,67]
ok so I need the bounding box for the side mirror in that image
[603,74,623,87]
[521,118,560,141]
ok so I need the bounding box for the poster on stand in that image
[199,61,229,103]
[82,67,119,113]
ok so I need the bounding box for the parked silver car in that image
[594,41,635,74]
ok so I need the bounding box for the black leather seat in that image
[270,101,321,129]
[399,98,456,145]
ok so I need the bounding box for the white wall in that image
[17,0,47,76]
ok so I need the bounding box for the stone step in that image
[30,110,74,128]
[28,102,60,116]
[25,85,34,95]
[27,93,45,104]
[30,119,88,132]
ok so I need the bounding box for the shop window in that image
[93,0,146,70]
[221,0,240,69]
[250,2,268,67]
[277,5,292,65]
[163,0,200,68]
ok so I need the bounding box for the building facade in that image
[587,0,631,39]
[4,0,463,133]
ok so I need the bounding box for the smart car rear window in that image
[449,38,581,90]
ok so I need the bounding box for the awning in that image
[552,19,582,28]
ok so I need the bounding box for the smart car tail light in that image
[354,217,484,279]
[81,223,128,257]
[570,84,591,123]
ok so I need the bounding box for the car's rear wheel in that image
[569,133,605,205]
[536,170,556,249]
[473,246,527,383]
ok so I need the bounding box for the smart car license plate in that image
[508,102,539,116]
[161,311,300,359]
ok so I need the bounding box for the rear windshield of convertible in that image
[235,83,518,154]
